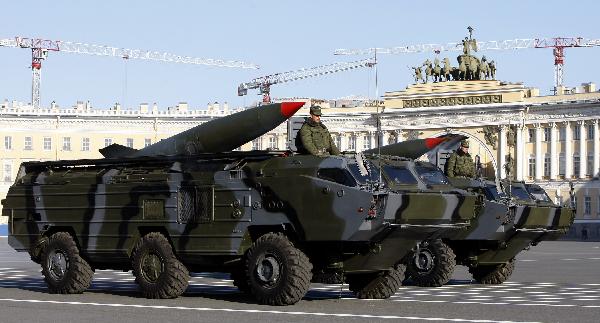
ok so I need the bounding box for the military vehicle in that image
[365,137,575,286]
[1,103,484,306]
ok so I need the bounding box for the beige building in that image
[2,81,600,239]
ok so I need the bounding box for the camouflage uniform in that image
[298,106,340,156]
[446,147,475,178]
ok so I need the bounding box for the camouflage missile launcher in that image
[1,149,484,305]
[403,178,574,286]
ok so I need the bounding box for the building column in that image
[370,131,377,149]
[277,133,287,150]
[340,132,348,151]
[356,133,365,152]
[395,130,404,143]
[382,131,390,147]
[516,124,524,181]
[498,125,507,179]
[565,122,573,179]
[535,123,543,181]
[550,122,558,180]
[579,121,587,178]
[594,120,599,177]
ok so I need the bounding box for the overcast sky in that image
[1,0,598,109]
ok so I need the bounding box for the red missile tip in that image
[280,102,305,118]
[424,137,447,149]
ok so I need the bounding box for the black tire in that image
[348,263,406,299]
[41,232,94,294]
[469,258,515,284]
[131,232,190,299]
[245,232,313,305]
[405,239,456,287]
[231,266,250,293]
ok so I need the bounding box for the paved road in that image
[0,238,599,323]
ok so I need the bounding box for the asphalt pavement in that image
[0,238,598,323]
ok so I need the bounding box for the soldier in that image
[297,105,340,156]
[445,139,476,178]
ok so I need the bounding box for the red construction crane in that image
[334,35,600,93]
[0,36,260,108]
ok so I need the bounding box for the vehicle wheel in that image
[469,258,515,284]
[246,232,313,305]
[41,232,94,294]
[131,232,190,299]
[231,266,250,293]
[348,263,406,299]
[405,239,456,287]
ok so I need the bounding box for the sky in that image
[0,0,599,110]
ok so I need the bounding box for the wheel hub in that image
[414,249,435,273]
[48,250,68,281]
[142,253,163,282]
[256,255,280,285]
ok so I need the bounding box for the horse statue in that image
[423,59,433,83]
[478,58,490,80]
[442,57,452,81]
[433,59,443,82]
[458,59,467,81]
[412,66,424,84]
[489,60,496,80]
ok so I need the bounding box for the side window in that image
[317,168,357,187]
[383,166,418,185]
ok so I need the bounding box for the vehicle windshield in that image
[348,161,382,184]
[527,185,552,203]
[382,165,418,185]
[509,186,533,201]
[415,165,449,185]
[484,184,503,201]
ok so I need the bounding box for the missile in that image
[363,134,460,159]
[100,101,305,158]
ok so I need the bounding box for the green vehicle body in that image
[1,150,481,304]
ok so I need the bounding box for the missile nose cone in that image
[280,102,305,118]
[424,137,448,149]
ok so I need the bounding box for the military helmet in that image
[460,139,469,148]
[309,105,322,116]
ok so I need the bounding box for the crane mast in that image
[0,36,260,108]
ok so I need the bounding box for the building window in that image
[543,127,551,142]
[388,134,397,145]
[3,162,12,182]
[24,136,32,150]
[587,124,594,140]
[363,135,371,150]
[584,196,591,216]
[335,134,342,151]
[252,139,261,150]
[82,138,90,151]
[559,126,566,141]
[528,128,535,143]
[597,196,600,215]
[559,153,565,176]
[4,136,12,150]
[544,154,551,177]
[144,138,152,147]
[104,138,113,147]
[126,138,134,148]
[557,195,563,206]
[268,136,277,149]
[588,154,594,176]
[43,137,52,151]
[62,137,71,151]
[573,125,581,140]
[528,155,535,178]
[348,135,356,151]
[573,154,580,176]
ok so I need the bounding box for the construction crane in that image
[0,36,260,109]
[238,58,376,103]
[334,36,600,92]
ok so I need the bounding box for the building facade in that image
[2,81,600,239]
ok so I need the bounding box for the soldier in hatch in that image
[446,139,476,178]
[297,105,340,156]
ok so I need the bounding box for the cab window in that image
[510,186,532,200]
[415,165,449,185]
[317,168,357,187]
[348,162,381,184]
[383,166,418,185]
